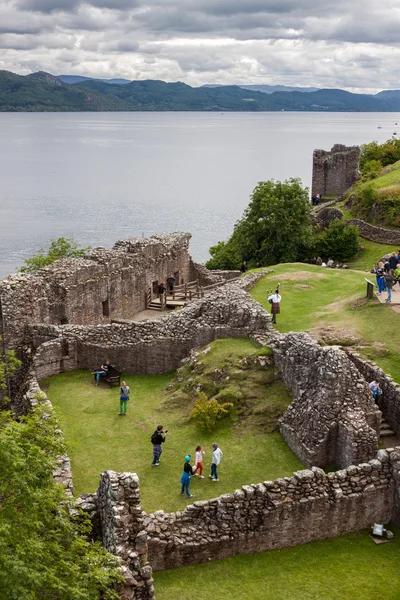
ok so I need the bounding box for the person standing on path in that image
[119,381,130,415]
[209,442,223,482]
[180,455,194,498]
[151,425,168,466]
[385,269,394,303]
[376,262,385,295]
[268,288,282,324]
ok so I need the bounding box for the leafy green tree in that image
[315,219,360,262]
[360,138,400,168]
[20,237,91,273]
[206,178,312,269]
[361,159,382,180]
[0,400,122,599]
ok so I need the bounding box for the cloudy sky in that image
[1,0,400,92]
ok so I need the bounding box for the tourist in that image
[119,380,130,416]
[384,269,394,303]
[151,425,168,466]
[240,261,248,274]
[180,455,194,498]
[316,256,323,266]
[192,445,205,478]
[166,275,176,294]
[93,359,112,385]
[209,442,223,482]
[389,252,398,271]
[369,380,382,401]
[397,250,400,263]
[394,263,400,288]
[376,262,385,295]
[327,258,334,268]
[158,282,166,297]
[383,259,391,274]
[268,288,282,324]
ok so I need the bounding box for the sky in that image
[1,0,400,92]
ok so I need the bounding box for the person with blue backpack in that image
[180,455,194,498]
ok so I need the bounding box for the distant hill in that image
[1,70,400,112]
[58,75,132,85]
[203,83,319,94]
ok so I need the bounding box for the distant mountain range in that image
[203,84,319,94]
[2,70,400,112]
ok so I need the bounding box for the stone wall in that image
[312,144,360,197]
[94,451,396,572]
[347,218,400,245]
[347,351,400,436]
[271,333,380,468]
[28,275,273,377]
[97,471,155,600]
[0,233,197,349]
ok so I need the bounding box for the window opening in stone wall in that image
[152,281,159,295]
[102,299,110,317]
[174,271,180,285]
[60,317,69,325]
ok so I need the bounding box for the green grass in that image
[44,339,302,513]
[154,527,400,600]
[372,160,400,188]
[251,263,400,382]
[348,238,397,271]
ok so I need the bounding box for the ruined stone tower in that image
[312,144,361,198]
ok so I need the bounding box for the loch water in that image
[0,111,399,278]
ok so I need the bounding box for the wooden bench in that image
[93,366,121,388]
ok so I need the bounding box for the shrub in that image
[189,392,233,431]
[315,219,360,262]
[20,237,91,273]
[361,159,382,180]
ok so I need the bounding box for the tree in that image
[315,219,360,262]
[0,399,122,599]
[20,237,91,273]
[206,178,312,269]
[360,138,400,168]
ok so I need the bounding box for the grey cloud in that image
[17,0,140,13]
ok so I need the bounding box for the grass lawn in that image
[348,238,398,271]
[44,339,302,513]
[251,263,400,382]
[154,527,400,600]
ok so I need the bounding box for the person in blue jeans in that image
[151,425,168,466]
[209,442,223,482]
[94,360,111,384]
[180,455,194,498]
[385,269,394,303]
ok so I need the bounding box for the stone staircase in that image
[380,416,396,438]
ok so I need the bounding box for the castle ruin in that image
[312,144,361,198]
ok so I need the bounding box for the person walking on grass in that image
[180,455,194,498]
[209,442,223,482]
[268,288,282,324]
[192,445,205,478]
[151,425,168,466]
[119,380,130,416]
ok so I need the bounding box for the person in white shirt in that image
[209,442,223,482]
[267,288,282,324]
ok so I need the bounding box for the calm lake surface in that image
[0,111,399,278]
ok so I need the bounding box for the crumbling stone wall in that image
[347,351,400,437]
[28,278,273,376]
[0,233,197,349]
[271,333,380,468]
[94,452,395,572]
[97,471,155,600]
[347,218,400,245]
[312,144,360,197]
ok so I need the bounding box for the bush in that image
[360,138,400,168]
[314,219,360,262]
[20,237,91,273]
[361,159,382,180]
[190,392,233,431]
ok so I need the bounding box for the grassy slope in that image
[251,263,400,381]
[348,238,398,271]
[45,338,302,513]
